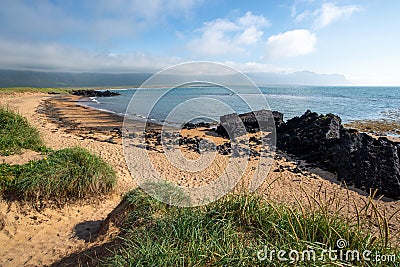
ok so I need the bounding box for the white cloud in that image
[0,0,202,43]
[188,11,270,55]
[237,11,270,28]
[314,3,360,29]
[294,3,360,29]
[265,29,316,59]
[295,10,312,22]
[0,37,295,75]
[236,27,264,45]
[0,39,180,73]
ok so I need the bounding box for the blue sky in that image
[0,0,399,85]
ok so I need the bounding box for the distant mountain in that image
[0,69,152,88]
[247,71,350,86]
[0,69,350,88]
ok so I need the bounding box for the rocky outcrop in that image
[71,90,120,97]
[276,110,400,199]
[277,110,341,167]
[213,109,400,198]
[331,130,400,198]
[272,111,284,128]
[216,113,247,138]
[215,109,279,137]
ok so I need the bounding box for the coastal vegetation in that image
[0,106,46,156]
[0,106,116,204]
[0,87,128,94]
[0,147,116,203]
[102,188,399,266]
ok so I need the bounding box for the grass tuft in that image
[103,189,399,266]
[1,147,116,203]
[0,106,116,205]
[0,106,46,155]
[0,87,69,94]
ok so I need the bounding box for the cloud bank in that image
[0,38,181,73]
[0,0,202,44]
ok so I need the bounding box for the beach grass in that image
[0,106,46,156]
[0,87,130,94]
[0,147,116,203]
[103,188,399,266]
[0,106,116,204]
[0,87,70,94]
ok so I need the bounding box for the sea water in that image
[81,86,400,126]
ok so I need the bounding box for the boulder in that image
[182,121,210,130]
[277,110,341,167]
[272,111,285,128]
[216,109,277,138]
[331,131,400,198]
[277,110,400,199]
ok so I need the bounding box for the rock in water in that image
[72,90,120,97]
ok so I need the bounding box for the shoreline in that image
[82,88,400,139]
[345,119,400,139]
[0,92,399,266]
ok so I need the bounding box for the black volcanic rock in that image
[216,109,277,138]
[214,109,400,198]
[272,111,284,128]
[72,90,120,97]
[276,110,400,199]
[182,122,210,129]
[331,132,400,198]
[277,110,341,166]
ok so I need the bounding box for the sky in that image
[0,0,399,85]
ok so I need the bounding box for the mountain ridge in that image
[0,69,350,88]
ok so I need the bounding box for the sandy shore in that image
[0,92,399,266]
[0,93,133,266]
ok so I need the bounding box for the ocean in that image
[81,86,400,127]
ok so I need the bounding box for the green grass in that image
[0,87,132,94]
[0,106,46,156]
[103,189,400,266]
[0,147,116,203]
[0,105,116,204]
[0,87,70,94]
